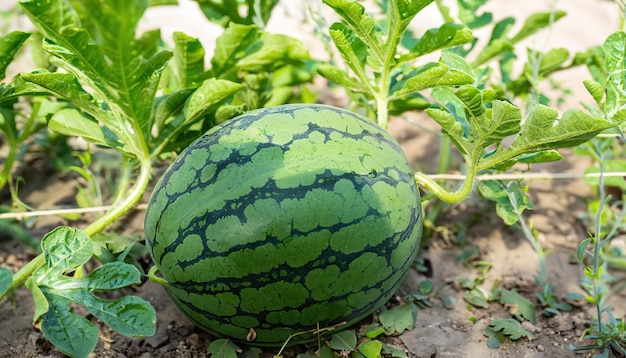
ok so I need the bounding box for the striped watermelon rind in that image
[144,104,422,345]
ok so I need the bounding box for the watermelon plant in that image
[0,0,625,356]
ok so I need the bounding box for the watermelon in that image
[144,104,422,345]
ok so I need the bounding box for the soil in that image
[1,0,625,357]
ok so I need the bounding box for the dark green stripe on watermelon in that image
[145,104,422,345]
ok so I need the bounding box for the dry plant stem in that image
[2,156,152,298]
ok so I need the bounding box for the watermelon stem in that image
[147,265,169,286]
[414,165,477,203]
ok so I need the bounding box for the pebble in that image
[537,344,545,352]
[521,321,539,333]
[187,333,200,348]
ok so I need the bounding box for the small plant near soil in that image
[1,0,626,357]
[571,138,626,356]
[479,179,573,317]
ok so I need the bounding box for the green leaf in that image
[235,32,310,72]
[481,99,522,145]
[390,59,474,98]
[40,292,99,358]
[487,318,534,341]
[25,277,49,324]
[405,23,473,59]
[500,289,536,323]
[577,238,591,262]
[317,63,366,92]
[68,291,156,337]
[510,11,566,44]
[171,32,206,89]
[154,88,194,130]
[396,0,434,21]
[463,287,490,308]
[85,261,142,290]
[478,180,533,225]
[240,347,262,358]
[381,342,409,358]
[211,23,259,75]
[40,227,93,273]
[583,79,604,105]
[329,22,369,79]
[484,326,505,348]
[472,39,514,68]
[206,338,240,358]
[0,267,11,297]
[603,31,626,115]
[49,109,123,149]
[196,0,278,27]
[480,105,623,171]
[19,72,106,119]
[329,330,357,351]
[357,340,383,358]
[298,350,318,358]
[20,0,173,144]
[365,324,385,339]
[378,304,415,334]
[183,78,243,123]
[0,31,30,80]
[323,0,379,52]
[516,150,564,164]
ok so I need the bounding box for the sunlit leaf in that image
[358,339,383,358]
[510,11,566,44]
[171,31,206,89]
[0,31,30,79]
[49,108,123,149]
[235,32,309,71]
[404,23,473,59]
[184,78,243,122]
[40,227,93,273]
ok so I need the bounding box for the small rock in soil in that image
[537,344,545,352]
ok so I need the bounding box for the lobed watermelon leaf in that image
[379,305,416,335]
[206,338,241,358]
[26,227,156,358]
[486,318,534,346]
